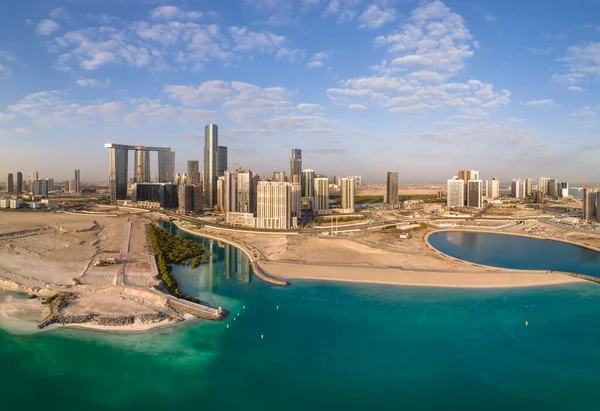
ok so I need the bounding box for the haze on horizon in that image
[0,0,599,184]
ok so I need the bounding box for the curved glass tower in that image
[204,124,218,207]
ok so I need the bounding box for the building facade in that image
[217,146,228,178]
[447,178,464,208]
[485,178,500,199]
[314,177,329,213]
[467,180,483,209]
[16,172,22,194]
[582,188,597,221]
[7,174,13,194]
[539,177,550,194]
[341,177,355,211]
[204,124,218,207]
[273,171,286,182]
[525,178,533,196]
[187,160,200,186]
[511,179,526,199]
[256,181,294,229]
[386,171,399,205]
[302,169,315,198]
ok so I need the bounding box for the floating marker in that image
[526,320,529,327]
[237,313,240,317]
[243,306,246,310]
[276,306,279,310]
[234,317,236,321]
[261,334,264,340]
[227,324,229,329]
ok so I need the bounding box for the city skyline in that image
[1,1,600,182]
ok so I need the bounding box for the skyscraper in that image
[559,182,569,198]
[547,179,559,198]
[256,181,294,230]
[525,178,533,196]
[539,177,550,194]
[272,171,286,182]
[302,169,315,198]
[216,176,225,211]
[341,177,355,211]
[447,178,464,208]
[467,180,483,209]
[187,160,200,186]
[314,177,329,212]
[108,145,128,203]
[31,171,38,181]
[7,173,13,193]
[582,188,597,221]
[485,178,500,198]
[511,179,526,199]
[204,124,218,207]
[16,172,22,194]
[385,171,399,205]
[290,149,302,184]
[458,169,478,204]
[158,150,175,183]
[217,146,228,177]
[74,169,81,193]
[134,150,151,183]
[236,169,255,214]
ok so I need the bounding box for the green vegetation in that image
[382,224,397,230]
[148,224,209,303]
[28,294,37,299]
[41,294,57,305]
[411,222,429,231]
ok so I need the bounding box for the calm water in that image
[2,224,600,410]
[429,231,600,276]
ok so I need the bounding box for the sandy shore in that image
[260,261,584,288]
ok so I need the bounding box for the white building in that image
[485,178,500,199]
[525,178,533,196]
[340,177,355,212]
[314,177,330,213]
[447,178,464,208]
[539,177,550,194]
[256,181,296,229]
[467,180,483,209]
[511,179,526,199]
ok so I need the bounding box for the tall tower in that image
[385,171,399,205]
[204,124,218,207]
[158,150,175,183]
[74,169,81,193]
[290,149,302,218]
[108,146,128,203]
[187,160,200,185]
[134,150,150,183]
[7,173,13,194]
[217,146,228,177]
[467,180,483,209]
[16,172,22,194]
[314,177,329,212]
[302,169,315,198]
[447,178,464,208]
[341,177,355,211]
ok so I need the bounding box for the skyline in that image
[1,0,600,182]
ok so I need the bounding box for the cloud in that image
[163,81,233,106]
[0,127,27,137]
[567,86,583,92]
[323,0,364,22]
[37,19,60,36]
[149,6,203,21]
[0,112,15,121]
[484,14,496,22]
[569,105,599,117]
[297,103,322,113]
[553,41,600,87]
[528,47,552,55]
[230,26,287,52]
[275,48,306,62]
[359,4,395,29]
[307,50,329,68]
[520,99,556,106]
[76,78,111,87]
[49,8,70,20]
[348,104,366,110]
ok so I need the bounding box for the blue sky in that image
[0,0,599,184]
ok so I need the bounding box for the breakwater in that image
[167,299,228,321]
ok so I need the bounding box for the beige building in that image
[314,177,330,214]
[340,177,355,212]
[256,181,296,229]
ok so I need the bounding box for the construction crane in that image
[582,180,589,190]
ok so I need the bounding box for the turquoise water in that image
[2,225,600,410]
[428,231,600,276]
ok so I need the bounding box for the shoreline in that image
[171,219,585,290]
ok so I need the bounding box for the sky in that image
[0,0,599,184]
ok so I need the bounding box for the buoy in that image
[525,320,529,327]
[243,306,246,310]
[227,324,229,329]
[237,313,240,317]
[261,334,264,340]
[234,317,236,321]
[276,306,279,310]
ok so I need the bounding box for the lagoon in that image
[428,231,600,276]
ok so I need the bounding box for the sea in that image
[1,224,600,410]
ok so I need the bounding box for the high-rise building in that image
[559,182,569,198]
[273,171,286,182]
[236,169,255,214]
[539,177,550,194]
[224,170,238,213]
[533,190,544,204]
[290,149,302,218]
[178,185,202,213]
[204,124,218,207]
[16,172,22,194]
[447,178,464,208]
[31,179,48,198]
[458,169,478,204]
[525,178,534,196]
[467,180,483,209]
[385,171,399,205]
[217,146,228,178]
[256,181,294,229]
[187,161,200,186]
[485,178,500,199]
[47,179,54,192]
[7,173,13,193]
[352,176,362,187]
[31,171,39,181]
[341,177,355,211]
[547,179,559,198]
[216,176,226,211]
[511,179,526,199]
[105,144,173,204]
[301,169,315,198]
[582,188,597,221]
[74,169,81,193]
[314,177,329,212]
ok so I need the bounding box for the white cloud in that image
[163,81,233,106]
[348,104,366,110]
[49,8,70,20]
[567,86,583,92]
[359,4,395,29]
[149,6,203,21]
[76,78,111,87]
[230,26,287,52]
[520,99,556,106]
[0,127,27,137]
[307,50,329,68]
[37,19,60,36]
[528,47,552,55]
[324,0,364,22]
[554,41,600,87]
[275,48,306,62]
[297,103,322,113]
[484,14,496,23]
[0,112,15,121]
[569,105,599,117]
